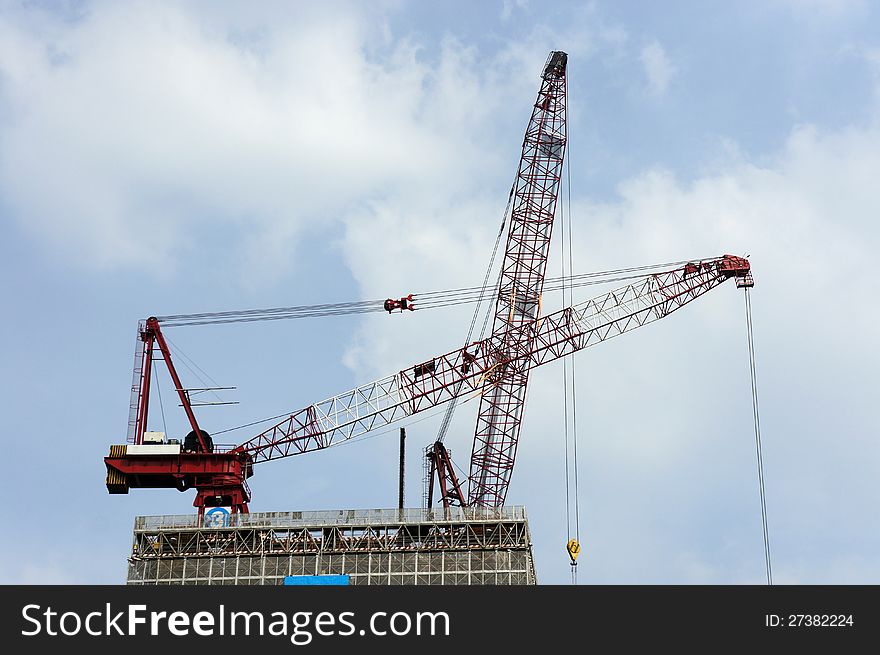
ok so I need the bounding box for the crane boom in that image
[234,256,750,464]
[467,50,569,507]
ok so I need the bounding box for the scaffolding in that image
[127,506,537,585]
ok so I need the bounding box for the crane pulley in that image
[383,294,415,313]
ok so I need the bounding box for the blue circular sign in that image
[204,507,231,528]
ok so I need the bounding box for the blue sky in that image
[0,0,878,584]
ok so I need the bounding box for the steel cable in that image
[154,259,710,327]
[745,287,772,585]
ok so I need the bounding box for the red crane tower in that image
[468,50,567,507]
[104,51,754,517]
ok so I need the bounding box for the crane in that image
[104,51,755,516]
[105,254,753,514]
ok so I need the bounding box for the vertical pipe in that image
[398,427,406,509]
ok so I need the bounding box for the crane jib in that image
[236,257,749,464]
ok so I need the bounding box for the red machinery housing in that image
[105,317,253,515]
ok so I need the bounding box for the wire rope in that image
[745,287,772,585]
[153,258,709,327]
[435,181,513,444]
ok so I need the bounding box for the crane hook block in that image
[384,294,415,313]
[566,538,581,564]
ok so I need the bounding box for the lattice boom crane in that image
[105,50,754,516]
[104,255,753,514]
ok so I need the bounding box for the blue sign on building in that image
[283,575,350,586]
[203,507,231,528]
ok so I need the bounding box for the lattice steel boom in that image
[233,256,751,464]
[468,50,568,506]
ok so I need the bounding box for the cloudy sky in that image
[1,0,878,584]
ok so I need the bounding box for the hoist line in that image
[558,118,579,585]
[745,287,772,585]
[566,120,581,552]
[562,198,573,543]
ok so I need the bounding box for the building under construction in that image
[127,507,536,585]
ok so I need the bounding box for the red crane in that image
[105,255,753,515]
[104,51,754,516]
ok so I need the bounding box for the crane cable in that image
[412,261,699,310]
[560,128,581,584]
[567,132,582,585]
[744,287,772,585]
[152,259,706,327]
[435,180,513,444]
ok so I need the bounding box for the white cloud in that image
[0,1,617,287]
[640,40,676,95]
[501,0,529,22]
[0,4,495,281]
[0,1,622,288]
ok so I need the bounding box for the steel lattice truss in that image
[235,257,747,464]
[131,509,531,557]
[468,51,569,507]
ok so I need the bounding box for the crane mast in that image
[468,51,568,506]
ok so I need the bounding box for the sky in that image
[0,0,878,584]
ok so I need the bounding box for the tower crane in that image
[105,255,752,514]
[104,51,754,516]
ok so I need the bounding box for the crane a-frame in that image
[104,51,754,516]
